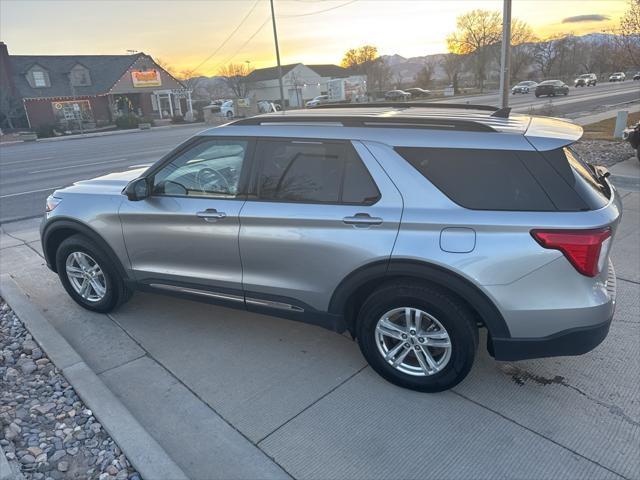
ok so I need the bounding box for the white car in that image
[305,95,329,108]
[220,100,235,118]
[609,72,626,82]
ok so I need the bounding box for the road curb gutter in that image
[0,275,190,480]
[0,445,24,480]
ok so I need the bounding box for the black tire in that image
[55,234,132,313]
[356,280,478,392]
[535,93,540,97]
[226,111,233,118]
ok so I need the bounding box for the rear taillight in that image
[531,227,611,277]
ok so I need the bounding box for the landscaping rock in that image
[0,299,140,480]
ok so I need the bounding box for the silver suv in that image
[41,104,621,392]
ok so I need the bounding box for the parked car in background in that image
[220,100,234,118]
[633,72,640,81]
[609,72,626,82]
[384,90,411,101]
[574,73,597,87]
[41,103,620,393]
[405,87,430,98]
[511,80,537,94]
[306,95,329,108]
[535,80,569,97]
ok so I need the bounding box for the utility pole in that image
[499,0,512,109]
[270,0,286,111]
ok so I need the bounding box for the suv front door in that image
[120,137,252,300]
[239,139,403,316]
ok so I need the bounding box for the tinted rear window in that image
[541,147,609,210]
[395,147,555,211]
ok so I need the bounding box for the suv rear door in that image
[239,139,403,315]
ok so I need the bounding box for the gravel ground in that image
[572,139,636,167]
[0,300,141,480]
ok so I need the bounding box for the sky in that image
[0,0,628,76]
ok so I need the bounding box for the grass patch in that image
[582,111,640,141]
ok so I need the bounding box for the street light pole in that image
[270,0,286,111]
[499,0,512,109]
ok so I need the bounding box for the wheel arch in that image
[42,218,130,280]
[328,259,511,340]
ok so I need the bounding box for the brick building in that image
[0,42,192,129]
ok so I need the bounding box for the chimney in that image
[0,42,16,96]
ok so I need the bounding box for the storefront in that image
[3,45,192,129]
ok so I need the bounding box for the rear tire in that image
[356,281,478,392]
[55,234,132,313]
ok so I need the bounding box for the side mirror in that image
[123,177,150,201]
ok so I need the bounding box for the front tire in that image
[356,281,478,392]
[55,234,132,313]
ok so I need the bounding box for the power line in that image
[281,0,358,17]
[186,0,262,76]
[210,17,271,74]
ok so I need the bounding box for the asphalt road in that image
[0,81,638,223]
[0,125,206,223]
[431,80,639,116]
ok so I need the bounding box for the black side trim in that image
[41,218,129,280]
[328,259,510,339]
[491,317,612,361]
[135,280,347,333]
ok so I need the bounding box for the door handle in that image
[196,208,226,222]
[343,213,383,227]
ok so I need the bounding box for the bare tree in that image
[615,0,640,66]
[341,45,378,70]
[440,53,465,92]
[0,90,24,129]
[366,58,392,92]
[533,36,560,78]
[341,45,391,92]
[217,63,255,98]
[498,18,538,82]
[415,57,437,87]
[446,9,502,91]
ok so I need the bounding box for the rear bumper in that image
[491,316,612,361]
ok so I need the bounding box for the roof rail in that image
[311,102,499,112]
[230,115,497,132]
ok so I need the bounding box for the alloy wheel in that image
[65,252,107,302]
[375,307,452,376]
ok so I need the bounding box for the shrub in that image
[115,114,140,130]
[35,124,56,138]
[171,114,185,124]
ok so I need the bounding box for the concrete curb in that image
[0,275,190,480]
[0,122,206,147]
[0,445,24,480]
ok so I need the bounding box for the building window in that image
[32,70,47,87]
[70,66,91,86]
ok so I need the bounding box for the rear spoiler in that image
[525,116,583,151]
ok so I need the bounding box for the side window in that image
[152,139,249,198]
[395,147,555,211]
[255,140,380,204]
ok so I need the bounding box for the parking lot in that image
[0,186,638,479]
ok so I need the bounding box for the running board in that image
[148,283,304,312]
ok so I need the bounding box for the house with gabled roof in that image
[244,63,352,107]
[1,42,193,129]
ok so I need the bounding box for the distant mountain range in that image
[379,33,622,84]
[188,32,623,95]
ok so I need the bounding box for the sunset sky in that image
[0,0,628,76]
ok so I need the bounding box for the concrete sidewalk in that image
[1,193,639,480]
